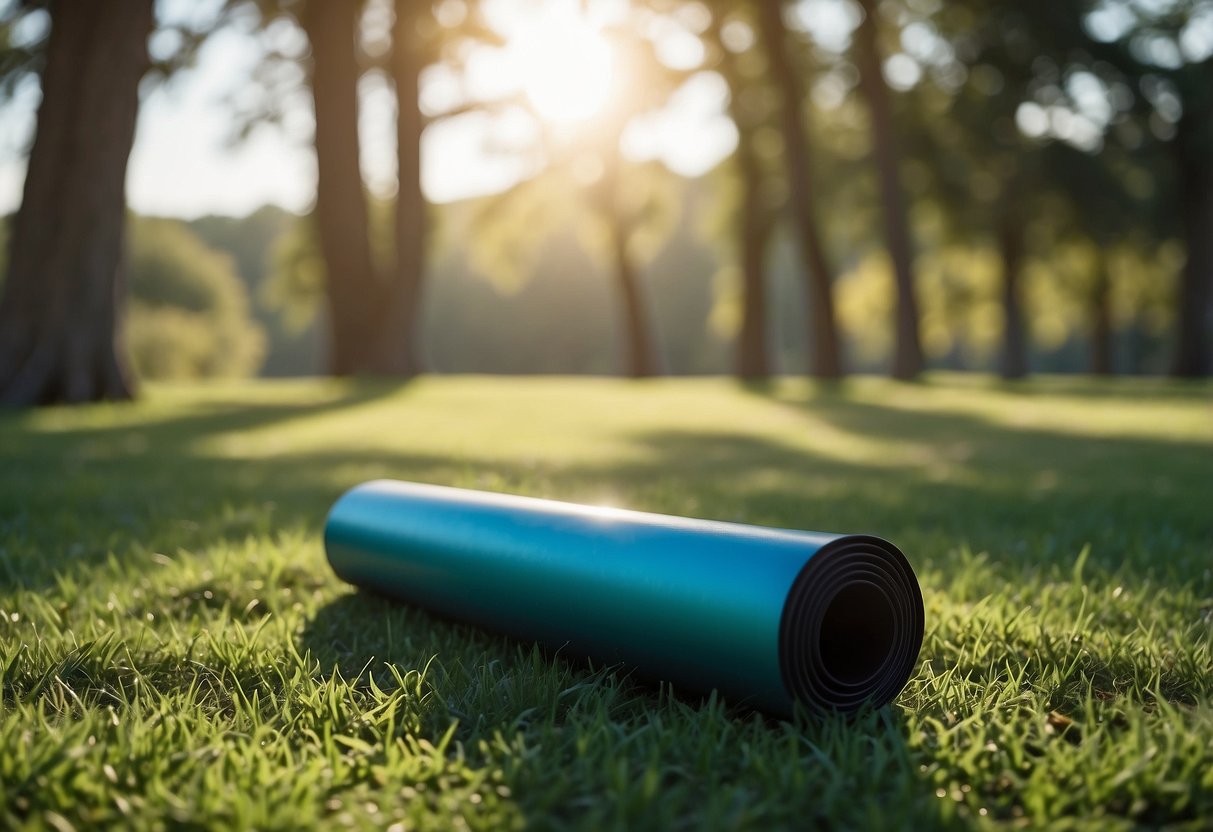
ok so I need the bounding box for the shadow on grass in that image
[2,377,1208,588]
[301,590,759,725]
[0,380,413,588]
[299,591,931,827]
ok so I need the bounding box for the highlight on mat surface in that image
[324,480,924,717]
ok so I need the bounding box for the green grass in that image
[1,375,1211,830]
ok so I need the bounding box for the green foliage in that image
[188,205,297,294]
[126,217,266,379]
[261,199,394,335]
[467,157,684,297]
[187,205,320,378]
[0,377,1210,828]
[834,227,1185,371]
[467,174,581,294]
[1025,236,1180,348]
[839,244,1005,366]
[430,180,723,374]
[264,214,327,333]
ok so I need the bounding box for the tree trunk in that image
[735,132,774,381]
[0,0,151,406]
[755,0,844,379]
[854,0,923,381]
[1170,114,1213,378]
[611,223,660,378]
[302,0,383,376]
[380,0,427,375]
[712,14,773,382]
[1089,249,1114,376]
[997,207,1029,380]
[592,149,661,379]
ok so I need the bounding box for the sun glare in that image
[510,9,614,124]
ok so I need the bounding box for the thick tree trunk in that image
[854,0,923,380]
[1089,249,1114,376]
[303,0,383,376]
[611,223,660,378]
[1170,115,1213,378]
[380,0,427,376]
[997,208,1029,380]
[755,0,843,379]
[0,0,151,406]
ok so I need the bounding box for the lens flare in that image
[511,10,614,123]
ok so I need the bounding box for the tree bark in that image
[735,132,774,381]
[854,0,923,380]
[996,206,1029,380]
[302,0,383,376]
[381,0,427,375]
[1089,249,1114,376]
[1170,112,1213,378]
[712,13,773,381]
[590,146,661,378]
[755,0,843,379]
[610,221,660,378]
[0,0,151,406]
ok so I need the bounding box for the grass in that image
[0,374,1210,830]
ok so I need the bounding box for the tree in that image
[470,150,681,379]
[995,177,1030,379]
[383,0,427,376]
[1036,132,1171,376]
[238,0,500,376]
[704,5,778,380]
[907,0,1053,380]
[299,0,386,375]
[463,10,691,379]
[947,0,1213,377]
[1064,1,1213,377]
[723,89,777,381]
[754,0,844,378]
[1160,59,1213,377]
[1170,90,1213,376]
[594,155,666,378]
[0,0,153,405]
[378,0,505,374]
[852,0,923,379]
[575,19,688,378]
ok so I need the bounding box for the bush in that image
[126,217,265,379]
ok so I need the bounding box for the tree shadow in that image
[979,375,1213,401]
[718,384,1210,578]
[0,380,422,589]
[4,374,1205,591]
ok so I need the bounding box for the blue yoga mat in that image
[325,480,924,717]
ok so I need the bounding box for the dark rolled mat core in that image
[780,535,924,713]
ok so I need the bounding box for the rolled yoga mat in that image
[324,480,924,717]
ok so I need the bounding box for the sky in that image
[0,0,743,220]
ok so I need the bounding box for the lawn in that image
[1,375,1210,830]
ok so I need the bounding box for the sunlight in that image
[508,6,614,124]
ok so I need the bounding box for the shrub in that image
[126,217,265,379]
